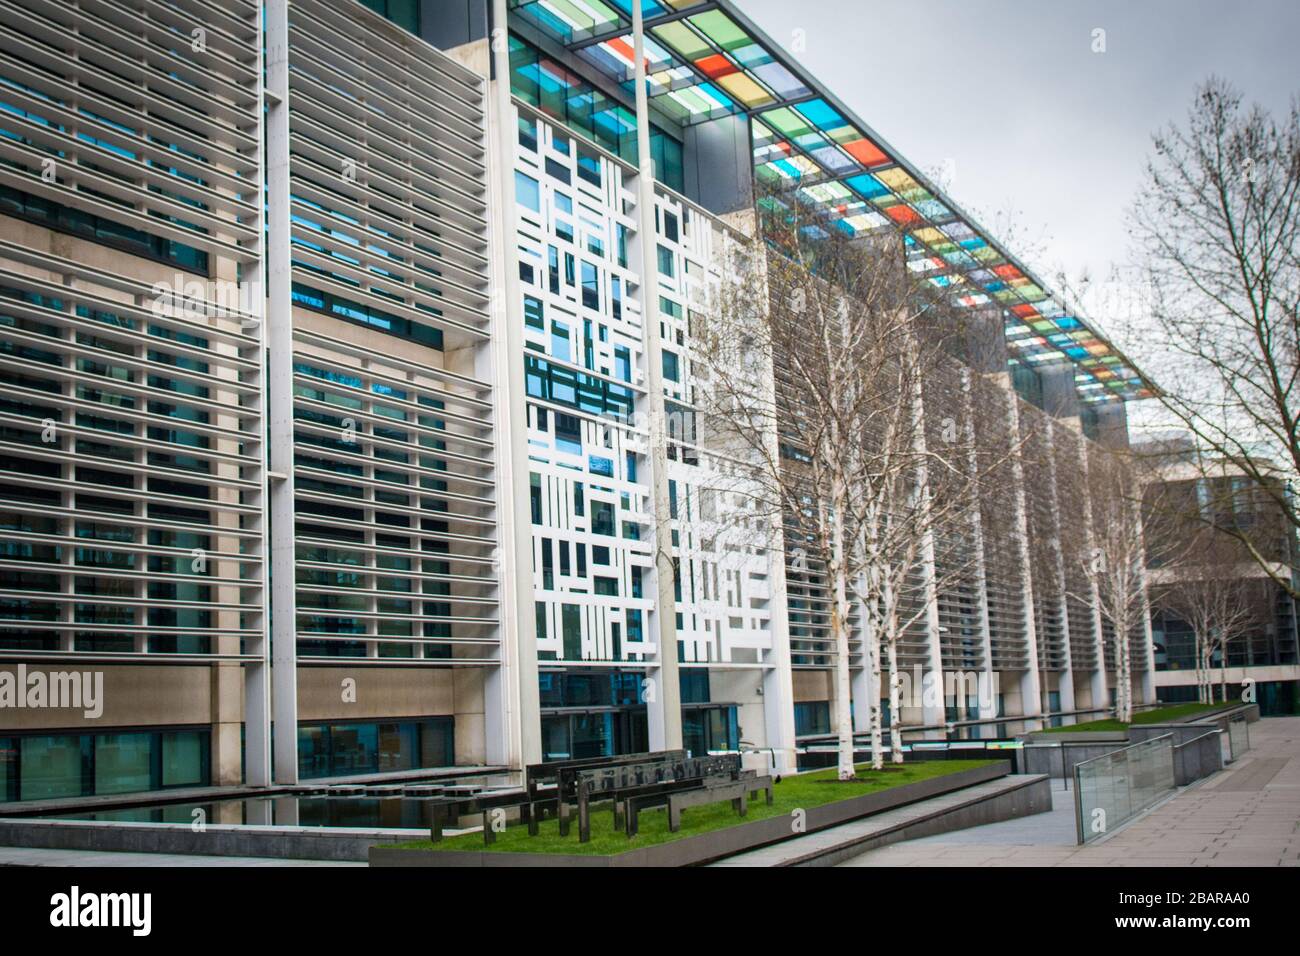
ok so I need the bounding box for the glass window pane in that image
[19,735,84,800]
[377,722,416,772]
[418,718,454,768]
[161,731,204,787]
[298,725,329,780]
[95,733,153,795]
[0,738,13,801]
[330,723,378,775]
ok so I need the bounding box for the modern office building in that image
[1139,435,1300,715]
[0,0,1158,802]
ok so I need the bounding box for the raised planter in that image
[1170,731,1223,785]
[369,762,1009,868]
[0,818,412,861]
[1020,739,1128,779]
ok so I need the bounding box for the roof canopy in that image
[509,0,1152,403]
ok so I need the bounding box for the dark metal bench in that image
[426,751,689,845]
[570,753,763,841]
[528,750,686,837]
[659,775,773,833]
[426,787,534,845]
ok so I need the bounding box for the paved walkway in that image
[840,716,1300,867]
[709,774,1046,867]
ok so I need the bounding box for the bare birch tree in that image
[1147,483,1273,704]
[1080,446,1157,723]
[694,184,1008,773]
[692,190,932,778]
[1128,77,1300,597]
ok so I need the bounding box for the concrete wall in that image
[792,670,831,703]
[0,665,212,730]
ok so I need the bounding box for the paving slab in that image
[840,716,1300,867]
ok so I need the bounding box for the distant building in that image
[1137,437,1300,715]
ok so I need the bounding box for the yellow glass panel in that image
[717,71,773,107]
[876,168,918,192]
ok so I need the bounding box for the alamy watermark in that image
[0,664,103,719]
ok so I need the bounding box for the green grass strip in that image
[394,758,997,856]
[1039,701,1233,734]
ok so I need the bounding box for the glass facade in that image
[794,700,831,737]
[0,730,210,802]
[295,718,454,780]
[508,34,685,192]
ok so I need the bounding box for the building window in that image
[581,261,600,311]
[662,350,680,383]
[577,147,602,187]
[657,245,675,277]
[518,114,537,151]
[3,729,211,801]
[297,718,453,779]
[360,0,420,34]
[515,171,540,212]
[508,34,684,191]
[524,295,544,330]
[0,186,209,274]
[794,701,831,736]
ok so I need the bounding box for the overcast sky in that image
[736,0,1300,350]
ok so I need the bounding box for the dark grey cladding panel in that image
[961,307,1008,375]
[1093,401,1130,449]
[1040,362,1081,420]
[684,113,754,216]
[421,0,489,51]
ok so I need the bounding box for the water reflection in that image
[45,774,516,829]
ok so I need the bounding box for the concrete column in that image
[908,338,946,731]
[720,210,796,773]
[1043,419,1076,716]
[265,0,299,784]
[233,7,270,788]
[1078,435,1109,711]
[632,2,681,750]
[487,0,541,770]
[1038,362,1086,717]
[998,375,1043,728]
[960,370,998,720]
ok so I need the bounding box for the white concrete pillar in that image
[265,0,299,784]
[632,2,681,749]
[960,370,998,720]
[908,341,946,731]
[999,378,1042,727]
[719,212,797,773]
[1044,419,1076,716]
[241,4,271,788]
[487,0,541,771]
[1078,436,1109,712]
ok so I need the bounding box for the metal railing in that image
[1073,734,1176,844]
[1227,716,1250,762]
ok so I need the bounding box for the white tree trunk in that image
[1195,633,1206,703]
[869,635,884,770]
[832,560,856,781]
[887,633,903,764]
[863,600,884,771]
[1115,608,1133,723]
